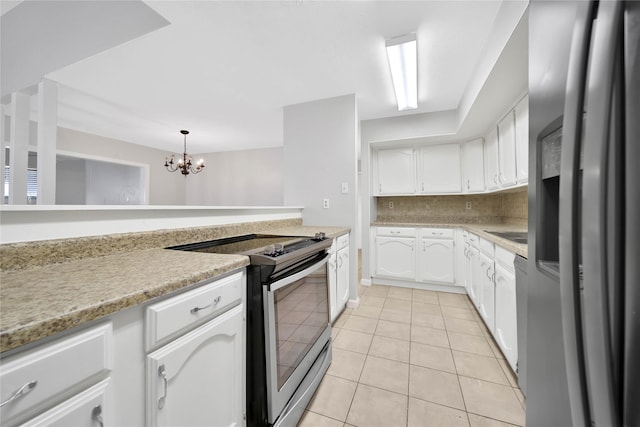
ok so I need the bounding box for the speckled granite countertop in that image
[372,221,527,258]
[0,222,350,354]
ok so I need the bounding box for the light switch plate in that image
[341,182,349,193]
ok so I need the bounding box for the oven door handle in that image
[268,254,330,292]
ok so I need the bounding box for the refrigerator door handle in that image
[581,1,623,425]
[558,1,594,425]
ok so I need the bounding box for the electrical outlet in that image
[323,199,330,209]
[389,201,394,209]
[466,201,472,210]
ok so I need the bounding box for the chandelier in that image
[164,130,205,176]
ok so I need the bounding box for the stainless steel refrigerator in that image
[528,0,639,426]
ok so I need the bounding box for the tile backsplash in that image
[376,188,527,225]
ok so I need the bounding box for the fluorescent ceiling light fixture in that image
[385,33,418,111]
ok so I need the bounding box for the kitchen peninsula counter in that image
[0,221,350,354]
[372,220,528,258]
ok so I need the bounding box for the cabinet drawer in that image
[421,228,454,239]
[480,238,495,256]
[468,233,480,248]
[336,234,349,250]
[0,323,112,426]
[494,245,516,270]
[376,227,416,237]
[145,271,243,350]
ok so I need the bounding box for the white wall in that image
[85,160,144,205]
[57,127,184,205]
[283,94,359,302]
[186,147,283,206]
[56,156,85,204]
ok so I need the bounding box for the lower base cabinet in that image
[419,238,455,284]
[495,262,518,371]
[478,252,496,333]
[146,305,244,427]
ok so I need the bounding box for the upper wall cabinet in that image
[375,148,416,195]
[484,127,500,191]
[514,95,529,183]
[497,112,518,187]
[418,144,461,194]
[461,139,485,193]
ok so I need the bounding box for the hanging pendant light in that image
[164,130,205,176]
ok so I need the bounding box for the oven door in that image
[263,253,332,425]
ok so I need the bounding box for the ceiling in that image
[2,1,525,154]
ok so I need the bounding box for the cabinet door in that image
[147,305,244,427]
[514,96,529,183]
[497,111,517,187]
[374,236,416,280]
[376,148,416,195]
[336,246,350,314]
[484,127,500,191]
[20,379,110,427]
[418,144,462,194]
[328,251,338,322]
[478,253,495,333]
[469,247,481,307]
[419,238,455,284]
[495,264,518,371]
[462,139,485,192]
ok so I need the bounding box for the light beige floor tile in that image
[298,410,344,427]
[412,311,446,329]
[346,384,408,427]
[459,377,525,426]
[307,375,357,422]
[413,288,439,304]
[388,286,414,301]
[411,325,450,348]
[331,327,341,341]
[467,413,519,427]
[375,319,411,341]
[452,351,510,385]
[360,295,386,309]
[441,305,476,321]
[408,397,470,427]
[384,297,412,311]
[447,331,494,357]
[380,307,412,324]
[327,348,366,382]
[409,365,465,410]
[498,359,518,388]
[334,313,350,329]
[366,285,390,298]
[437,292,469,308]
[487,335,506,360]
[343,315,378,334]
[412,301,443,316]
[444,317,484,336]
[359,355,409,394]
[513,387,525,410]
[369,335,411,363]
[410,342,456,373]
[351,304,382,319]
[332,329,373,354]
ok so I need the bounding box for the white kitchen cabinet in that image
[20,379,110,427]
[478,252,495,333]
[146,304,244,427]
[455,231,468,289]
[469,245,481,307]
[418,229,455,284]
[514,95,529,183]
[329,234,350,323]
[336,245,350,315]
[461,139,485,193]
[494,246,518,372]
[374,232,416,280]
[484,127,500,191]
[418,144,462,194]
[497,111,517,187]
[328,240,338,322]
[375,148,416,195]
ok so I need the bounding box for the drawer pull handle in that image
[158,365,168,409]
[92,405,104,427]
[190,296,222,314]
[0,380,37,407]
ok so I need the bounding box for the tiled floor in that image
[299,284,526,427]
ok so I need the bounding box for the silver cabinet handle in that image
[379,184,382,192]
[92,405,104,427]
[422,183,425,192]
[158,365,168,409]
[467,179,471,189]
[190,296,222,314]
[493,174,499,184]
[0,380,37,407]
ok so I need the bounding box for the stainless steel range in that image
[169,233,333,427]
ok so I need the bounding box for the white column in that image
[9,92,30,205]
[37,79,58,204]
[1,107,6,203]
